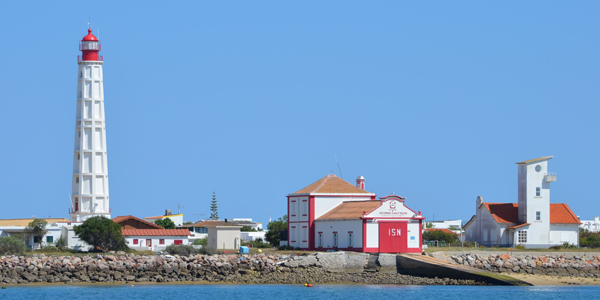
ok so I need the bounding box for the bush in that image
[0,236,27,255]
[278,245,294,250]
[192,238,207,245]
[515,245,526,250]
[242,238,272,249]
[165,244,217,256]
[422,230,459,244]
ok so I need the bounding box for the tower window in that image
[536,187,541,197]
[536,211,541,221]
[76,177,79,184]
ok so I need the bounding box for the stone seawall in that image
[445,253,600,277]
[0,252,480,285]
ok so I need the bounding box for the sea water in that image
[2,284,600,300]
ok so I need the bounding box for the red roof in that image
[424,228,458,236]
[121,229,190,236]
[291,175,372,195]
[316,201,382,220]
[482,202,580,225]
[112,215,164,229]
[82,29,98,41]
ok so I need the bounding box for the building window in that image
[76,177,79,184]
[174,240,182,245]
[318,233,322,247]
[46,236,53,243]
[536,211,541,221]
[194,227,207,233]
[518,231,527,243]
[333,233,338,247]
[133,239,138,245]
[159,239,165,245]
[348,232,353,247]
[536,187,541,197]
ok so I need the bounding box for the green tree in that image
[26,218,48,245]
[241,225,257,232]
[74,216,127,252]
[425,222,434,229]
[209,191,218,220]
[0,236,27,255]
[265,215,287,247]
[155,217,176,229]
[422,230,458,244]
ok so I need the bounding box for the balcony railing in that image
[77,55,103,62]
[544,172,557,183]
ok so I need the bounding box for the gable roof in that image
[112,215,164,229]
[291,175,373,195]
[482,202,580,225]
[316,201,381,220]
[121,229,190,236]
[516,156,553,165]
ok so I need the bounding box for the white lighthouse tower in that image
[70,28,111,222]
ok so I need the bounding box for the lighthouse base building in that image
[288,175,424,253]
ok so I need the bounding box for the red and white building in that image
[287,175,424,253]
[112,216,190,251]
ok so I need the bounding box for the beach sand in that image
[509,273,600,286]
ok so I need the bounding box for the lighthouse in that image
[70,28,111,222]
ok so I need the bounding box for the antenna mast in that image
[335,155,343,180]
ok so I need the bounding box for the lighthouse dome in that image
[82,29,98,41]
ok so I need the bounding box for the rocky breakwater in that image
[448,253,600,277]
[0,252,481,285]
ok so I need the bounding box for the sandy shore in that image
[509,273,600,286]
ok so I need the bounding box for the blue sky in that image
[0,1,598,226]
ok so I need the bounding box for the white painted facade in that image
[207,226,242,250]
[580,217,600,232]
[70,34,110,222]
[464,157,580,248]
[288,194,373,249]
[314,220,363,249]
[126,235,189,252]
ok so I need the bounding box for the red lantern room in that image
[79,29,102,61]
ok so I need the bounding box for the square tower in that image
[517,156,556,244]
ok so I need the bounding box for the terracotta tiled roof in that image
[506,223,531,229]
[424,228,458,236]
[316,201,381,220]
[483,203,519,224]
[482,202,581,225]
[121,229,191,236]
[0,218,71,227]
[550,203,581,224]
[112,215,163,229]
[291,175,372,195]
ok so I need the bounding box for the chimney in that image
[356,176,365,190]
[165,209,172,216]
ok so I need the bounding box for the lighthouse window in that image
[536,187,541,197]
[76,177,79,184]
[77,154,80,160]
[536,211,541,221]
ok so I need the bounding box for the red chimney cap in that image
[82,29,98,41]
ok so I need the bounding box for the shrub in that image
[278,245,294,250]
[192,238,207,245]
[0,236,27,255]
[165,244,198,256]
[199,246,217,255]
[165,244,217,256]
[549,245,562,250]
[242,238,272,249]
[515,245,526,250]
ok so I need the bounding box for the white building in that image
[70,28,111,222]
[199,221,242,250]
[112,215,190,251]
[580,217,600,232]
[426,220,463,233]
[0,218,83,250]
[288,175,425,253]
[464,157,581,248]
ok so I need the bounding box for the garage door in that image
[379,222,407,253]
